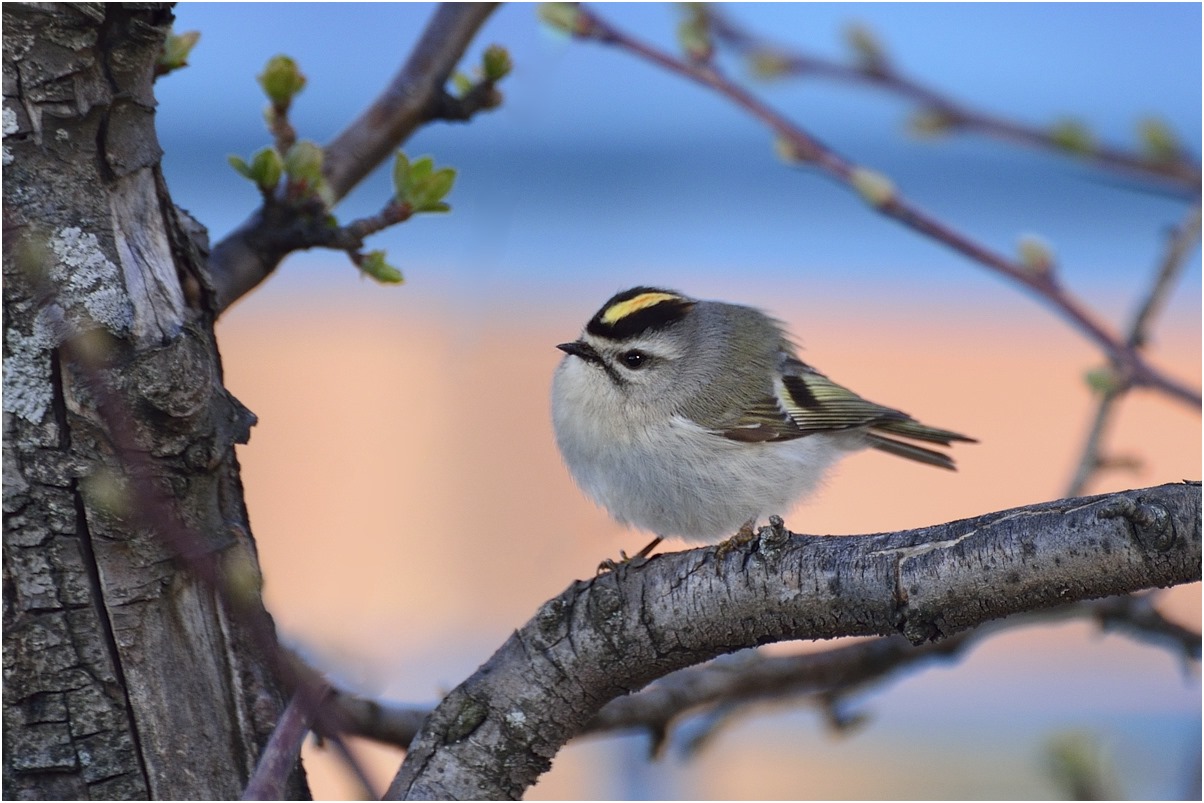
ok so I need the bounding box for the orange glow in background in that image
[217,276,1200,800]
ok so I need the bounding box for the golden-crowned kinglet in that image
[551,287,975,548]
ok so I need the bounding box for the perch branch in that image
[386,484,1200,799]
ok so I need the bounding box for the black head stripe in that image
[586,287,695,340]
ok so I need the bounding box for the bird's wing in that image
[718,357,975,469]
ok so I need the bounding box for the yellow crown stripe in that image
[600,292,682,325]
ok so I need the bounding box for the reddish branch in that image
[706,10,1201,194]
[564,6,1199,410]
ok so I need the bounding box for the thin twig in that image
[707,9,1201,195]
[1066,204,1201,496]
[567,5,1200,410]
[322,2,500,199]
[208,3,499,313]
[243,690,321,801]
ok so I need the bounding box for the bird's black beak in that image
[557,340,602,364]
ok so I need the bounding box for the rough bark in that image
[3,4,303,799]
[387,482,1200,800]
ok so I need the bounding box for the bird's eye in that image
[621,350,648,369]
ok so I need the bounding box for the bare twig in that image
[706,9,1201,194]
[1067,204,1202,496]
[322,3,500,198]
[329,693,431,748]
[243,690,321,800]
[563,5,1200,411]
[208,3,499,313]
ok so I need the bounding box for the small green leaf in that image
[1050,118,1095,154]
[228,154,253,179]
[359,250,404,284]
[482,44,512,81]
[393,151,456,211]
[158,30,200,76]
[258,55,307,107]
[392,151,412,199]
[410,156,434,185]
[1137,117,1180,163]
[412,167,457,212]
[539,2,584,37]
[849,166,896,208]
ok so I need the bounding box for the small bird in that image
[551,287,975,558]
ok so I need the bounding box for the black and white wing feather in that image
[719,356,975,470]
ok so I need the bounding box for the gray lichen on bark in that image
[3,4,302,799]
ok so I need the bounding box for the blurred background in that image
[156,3,1200,799]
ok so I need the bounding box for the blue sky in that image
[156,3,1201,318]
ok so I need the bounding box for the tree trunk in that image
[3,4,303,799]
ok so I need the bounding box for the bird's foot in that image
[714,518,759,561]
[596,536,663,575]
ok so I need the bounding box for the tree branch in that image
[325,591,1198,758]
[322,3,500,198]
[1066,203,1202,496]
[706,9,1202,194]
[206,3,499,313]
[385,482,1201,799]
[563,5,1200,411]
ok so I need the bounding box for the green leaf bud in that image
[283,140,323,184]
[1050,118,1095,154]
[849,166,896,208]
[1137,117,1180,163]
[482,45,513,81]
[248,147,283,192]
[258,55,307,107]
[676,5,713,62]
[773,136,807,165]
[845,23,888,73]
[748,50,792,80]
[1017,234,1055,277]
[539,3,585,37]
[908,109,955,138]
